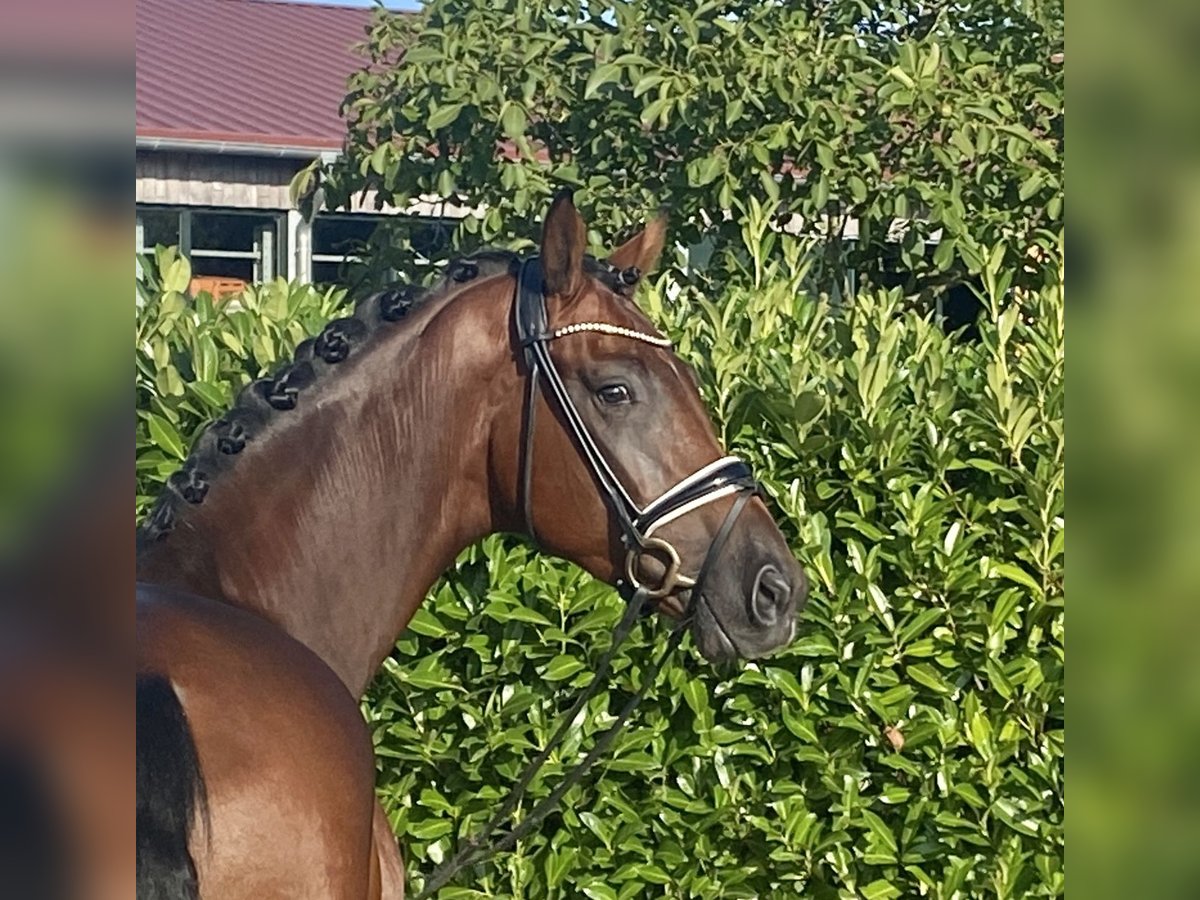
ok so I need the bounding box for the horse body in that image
[136,195,806,897]
[138,587,381,899]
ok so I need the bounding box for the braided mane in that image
[138,249,639,551]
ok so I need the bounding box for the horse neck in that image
[138,282,516,696]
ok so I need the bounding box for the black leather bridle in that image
[514,256,759,602]
[415,256,761,898]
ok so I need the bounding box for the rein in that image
[414,258,758,898]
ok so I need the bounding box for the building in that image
[136,0,446,294]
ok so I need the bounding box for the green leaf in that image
[933,237,956,270]
[781,704,819,743]
[849,174,868,204]
[861,809,898,854]
[899,608,944,646]
[632,73,665,98]
[991,562,1043,596]
[147,413,186,460]
[989,588,1023,633]
[162,256,191,294]
[584,63,622,99]
[792,633,836,657]
[759,170,780,201]
[682,677,710,718]
[862,880,902,900]
[543,654,585,681]
[500,103,527,139]
[725,97,744,126]
[1019,171,1044,201]
[815,142,834,170]
[687,154,723,187]
[866,584,891,620]
[908,663,953,694]
[406,817,452,840]
[640,97,672,128]
[968,708,993,755]
[812,174,829,209]
[406,607,448,638]
[427,103,465,130]
[545,847,579,888]
[992,798,1040,836]
[189,380,226,410]
[581,884,618,900]
[369,144,390,176]
[943,521,962,555]
[766,667,806,703]
[496,605,553,626]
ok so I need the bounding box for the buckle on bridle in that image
[624,536,696,600]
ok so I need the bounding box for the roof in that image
[136,0,390,151]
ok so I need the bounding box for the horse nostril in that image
[750,565,791,626]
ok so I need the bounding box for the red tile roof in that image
[136,0,386,150]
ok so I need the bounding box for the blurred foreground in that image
[1072,1,1200,898]
[0,2,131,896]
[0,0,1197,893]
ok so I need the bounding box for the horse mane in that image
[137,248,637,551]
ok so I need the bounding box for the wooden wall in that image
[135,149,480,219]
[135,150,302,210]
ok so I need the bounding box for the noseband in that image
[513,257,758,603]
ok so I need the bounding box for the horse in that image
[136,191,808,899]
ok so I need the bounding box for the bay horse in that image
[136,192,807,899]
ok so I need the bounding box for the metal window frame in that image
[134,204,284,283]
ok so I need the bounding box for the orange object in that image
[189,277,247,300]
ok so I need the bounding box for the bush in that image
[135,247,347,511]
[136,232,1064,897]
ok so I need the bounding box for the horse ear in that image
[609,212,668,283]
[540,190,587,298]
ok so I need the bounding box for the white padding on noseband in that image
[638,456,748,536]
[643,484,745,538]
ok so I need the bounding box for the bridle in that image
[415,256,760,898]
[513,256,759,602]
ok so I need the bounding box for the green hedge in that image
[135,248,347,511]
[136,236,1064,898]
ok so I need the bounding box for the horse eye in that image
[597,384,631,405]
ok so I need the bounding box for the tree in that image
[309,0,1063,303]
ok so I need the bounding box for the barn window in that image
[137,207,180,250]
[312,214,453,286]
[135,206,283,287]
[312,215,381,286]
[188,211,282,282]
